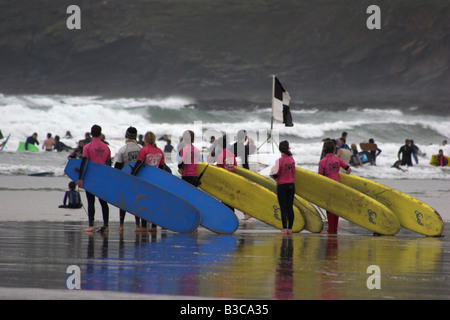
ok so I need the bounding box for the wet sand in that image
[0,175,449,300]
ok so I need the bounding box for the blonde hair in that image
[144,131,157,147]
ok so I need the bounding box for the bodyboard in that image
[17,141,39,152]
[429,154,450,167]
[0,134,11,152]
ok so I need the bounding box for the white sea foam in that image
[1,94,449,180]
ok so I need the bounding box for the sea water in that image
[0,93,449,180]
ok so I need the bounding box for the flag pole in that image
[256,75,276,152]
[270,75,275,152]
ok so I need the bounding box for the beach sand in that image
[0,175,449,300]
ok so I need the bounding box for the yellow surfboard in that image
[429,154,450,166]
[197,163,305,232]
[292,168,400,235]
[233,166,323,233]
[339,174,444,236]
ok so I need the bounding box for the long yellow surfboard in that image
[339,174,444,236]
[293,168,400,235]
[197,163,305,232]
[233,166,323,233]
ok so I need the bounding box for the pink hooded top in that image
[179,144,201,177]
[272,154,296,185]
[318,153,349,182]
[82,137,111,165]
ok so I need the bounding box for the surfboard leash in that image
[198,164,209,184]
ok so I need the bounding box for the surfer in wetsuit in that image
[397,139,415,167]
[229,129,250,169]
[25,133,39,150]
[114,127,142,232]
[178,130,201,187]
[271,141,296,235]
[54,135,73,152]
[436,149,448,166]
[336,138,351,173]
[215,135,238,215]
[318,140,351,234]
[131,131,166,232]
[77,124,112,234]
[59,181,82,209]
[368,138,382,165]
[349,143,363,166]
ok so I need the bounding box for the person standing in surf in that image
[318,140,351,234]
[25,132,39,151]
[114,126,142,232]
[397,139,415,167]
[271,141,296,235]
[42,133,55,151]
[77,124,112,234]
[131,131,166,232]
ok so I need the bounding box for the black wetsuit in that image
[59,190,82,208]
[398,144,414,166]
[25,136,39,150]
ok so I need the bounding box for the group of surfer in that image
[61,124,349,236]
[56,124,447,235]
[21,131,74,152]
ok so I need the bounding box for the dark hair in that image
[68,181,76,190]
[91,124,102,137]
[323,140,335,154]
[125,126,137,140]
[279,140,292,156]
[237,129,247,141]
[183,130,195,143]
[217,135,228,150]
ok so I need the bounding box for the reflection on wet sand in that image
[0,221,447,299]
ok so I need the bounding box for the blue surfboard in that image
[123,162,239,234]
[64,159,201,233]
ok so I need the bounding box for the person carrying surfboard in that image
[131,131,165,232]
[115,126,142,232]
[77,124,112,234]
[215,134,238,215]
[178,130,201,187]
[318,140,351,234]
[271,140,296,235]
[216,135,237,173]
